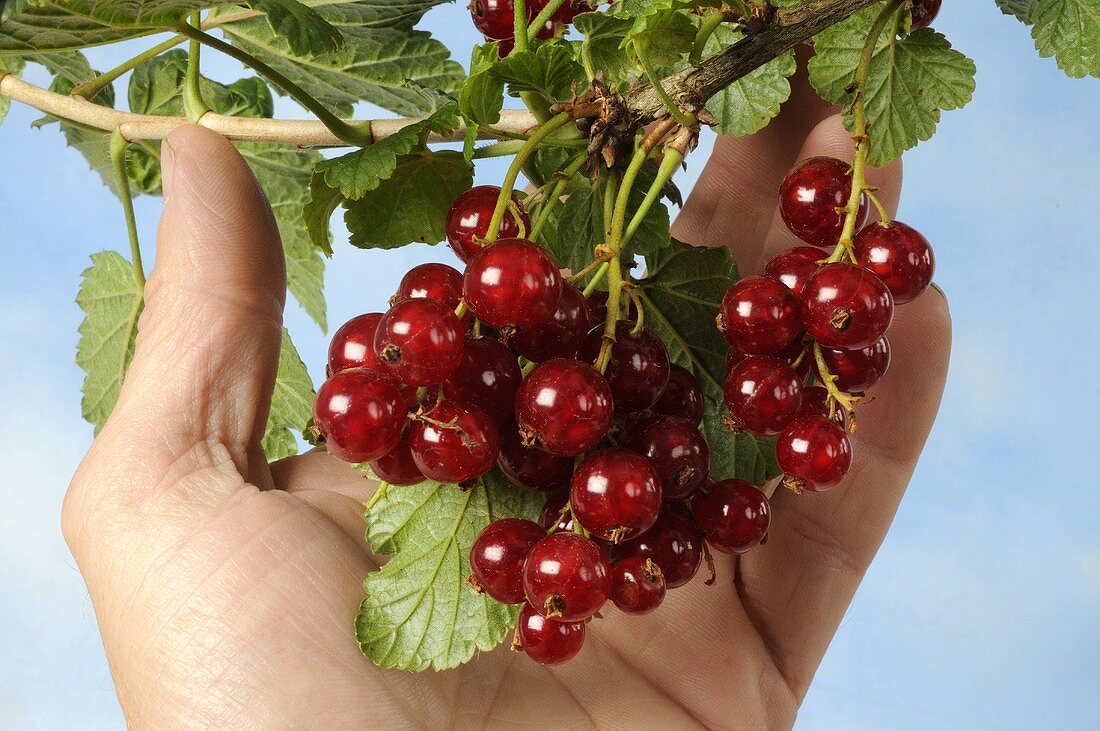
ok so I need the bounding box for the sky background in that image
[1,3,1098,729]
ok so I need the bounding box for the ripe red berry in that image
[368,430,424,485]
[394,263,465,311]
[327,313,384,375]
[726,342,747,372]
[512,283,589,362]
[523,532,612,620]
[653,364,704,424]
[853,221,935,304]
[470,518,545,604]
[724,355,803,436]
[763,246,826,297]
[616,505,703,588]
[586,290,609,326]
[463,238,563,330]
[624,416,710,500]
[515,359,614,455]
[408,401,500,483]
[779,157,868,248]
[441,337,521,424]
[814,337,891,393]
[720,276,803,355]
[374,298,464,386]
[800,263,894,350]
[798,385,848,429]
[516,603,586,665]
[538,492,572,532]
[446,186,531,260]
[578,322,671,414]
[314,368,407,463]
[910,0,941,29]
[570,449,662,542]
[469,0,521,41]
[690,479,770,554]
[776,416,854,492]
[497,422,573,491]
[611,557,666,615]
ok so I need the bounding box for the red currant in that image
[441,337,521,424]
[314,368,406,463]
[726,342,747,373]
[624,416,710,500]
[368,430,424,485]
[408,401,500,483]
[463,238,562,330]
[611,557,666,615]
[470,518,545,604]
[814,337,891,393]
[798,386,848,429]
[724,355,803,436]
[515,359,614,455]
[469,0,520,41]
[523,531,612,620]
[690,479,770,554]
[394,263,464,310]
[586,290,609,326]
[497,422,573,491]
[516,603,585,665]
[512,283,589,362]
[853,221,935,304]
[720,276,803,356]
[375,298,464,386]
[779,157,868,248]
[570,448,662,542]
[327,313,384,375]
[763,246,826,297]
[910,0,941,29]
[776,416,853,492]
[445,186,531,260]
[801,263,894,350]
[653,364,704,425]
[616,505,702,588]
[577,322,671,414]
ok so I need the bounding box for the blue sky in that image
[1,3,1098,728]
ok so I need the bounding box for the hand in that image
[63,69,950,728]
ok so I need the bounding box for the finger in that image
[272,450,379,504]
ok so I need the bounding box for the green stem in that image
[72,35,185,100]
[174,23,374,146]
[529,152,586,241]
[364,482,389,511]
[183,13,209,123]
[581,262,610,296]
[622,147,683,248]
[633,39,695,128]
[110,131,145,289]
[527,0,567,43]
[513,0,529,54]
[690,10,725,66]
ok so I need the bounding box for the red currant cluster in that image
[468,0,587,55]
[721,156,935,493]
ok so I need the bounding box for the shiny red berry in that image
[469,0,521,41]
[624,416,710,500]
[611,557,666,615]
[394,263,465,311]
[314,369,406,463]
[763,246,826,297]
[570,449,662,542]
[523,532,612,620]
[515,359,614,455]
[368,430,424,485]
[814,337,891,393]
[724,355,803,436]
[327,313,384,375]
[910,0,941,29]
[853,221,935,304]
[779,157,868,248]
[800,263,894,350]
[516,603,585,665]
[777,416,854,492]
[463,238,563,330]
[497,422,573,491]
[798,386,848,429]
[720,276,803,356]
[690,479,770,554]
[512,283,589,362]
[374,298,464,386]
[616,505,702,589]
[653,364,705,424]
[586,290,609,326]
[445,186,531,260]
[441,337,521,424]
[578,322,671,414]
[408,401,500,483]
[470,518,545,604]
[726,343,747,372]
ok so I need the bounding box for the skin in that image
[62,62,951,728]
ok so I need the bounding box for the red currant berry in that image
[314,369,406,463]
[408,401,500,483]
[624,416,710,500]
[779,157,868,248]
[463,238,563,330]
[516,603,585,665]
[539,492,572,532]
[724,355,803,436]
[523,531,612,620]
[814,337,891,393]
[515,359,614,455]
[394,262,464,310]
[798,386,848,429]
[719,276,803,355]
[853,221,935,304]
[578,322,671,414]
[497,422,573,491]
[327,313,384,375]
[570,449,662,542]
[653,364,704,425]
[470,518,545,604]
[726,343,747,372]
[586,290,609,326]
[690,479,770,554]
[445,186,531,260]
[910,0,941,29]
[776,416,854,492]
[469,0,520,41]
[441,337,521,424]
[611,557,666,615]
[763,246,826,297]
[800,263,894,350]
[369,430,424,485]
[512,283,589,362]
[374,298,464,386]
[616,505,702,588]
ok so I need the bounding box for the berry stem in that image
[866,188,892,225]
[622,143,684,249]
[364,482,390,512]
[812,341,859,426]
[183,13,209,123]
[109,131,146,289]
[582,263,610,296]
[513,0,530,54]
[526,0,567,43]
[529,152,587,241]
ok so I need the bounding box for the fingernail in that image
[161,135,178,198]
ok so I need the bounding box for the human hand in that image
[63,66,949,727]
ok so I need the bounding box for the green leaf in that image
[262,328,315,460]
[303,170,342,257]
[572,11,635,89]
[636,240,777,484]
[490,43,587,101]
[243,0,345,57]
[998,0,1039,21]
[355,469,544,671]
[704,27,797,137]
[76,251,144,434]
[459,41,505,126]
[622,8,697,67]
[0,55,26,124]
[343,149,473,249]
[1031,0,1100,78]
[808,7,977,166]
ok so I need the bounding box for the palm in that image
[64,67,950,727]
